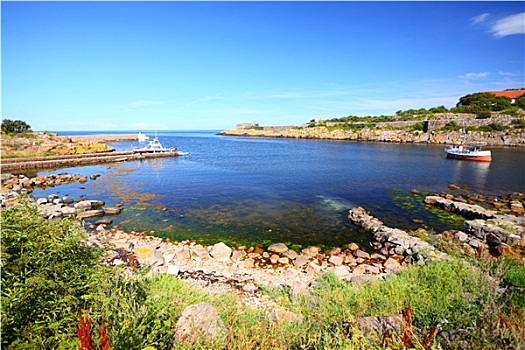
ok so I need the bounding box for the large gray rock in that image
[174,302,226,345]
[209,242,232,262]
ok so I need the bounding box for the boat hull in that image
[445,151,492,162]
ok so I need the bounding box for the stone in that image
[352,265,366,275]
[454,231,469,242]
[355,250,371,259]
[230,250,246,262]
[278,257,289,265]
[293,254,310,268]
[383,258,401,273]
[74,200,93,210]
[104,207,122,215]
[36,197,48,205]
[328,255,344,266]
[60,206,77,216]
[366,265,381,274]
[282,249,299,260]
[305,262,323,275]
[209,242,232,262]
[163,253,176,264]
[370,252,387,261]
[76,210,105,219]
[242,282,258,293]
[175,248,191,262]
[240,258,255,268]
[95,217,113,225]
[167,265,180,275]
[353,315,402,335]
[267,242,289,253]
[333,265,351,279]
[192,247,210,260]
[301,246,321,257]
[174,302,226,345]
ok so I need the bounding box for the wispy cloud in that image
[471,13,490,25]
[490,12,525,38]
[458,72,490,79]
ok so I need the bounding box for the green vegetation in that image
[2,200,524,349]
[1,119,32,134]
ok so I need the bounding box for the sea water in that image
[27,130,525,248]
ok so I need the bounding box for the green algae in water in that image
[386,188,465,232]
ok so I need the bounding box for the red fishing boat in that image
[445,141,492,162]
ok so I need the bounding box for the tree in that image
[1,119,32,133]
[455,92,511,112]
[429,105,448,114]
[515,95,525,108]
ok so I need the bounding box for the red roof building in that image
[483,90,525,100]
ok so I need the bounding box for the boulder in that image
[174,302,226,345]
[74,200,93,210]
[267,242,289,253]
[293,254,310,268]
[328,255,344,266]
[76,210,105,219]
[104,207,122,215]
[209,242,232,262]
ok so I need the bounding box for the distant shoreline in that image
[219,127,525,148]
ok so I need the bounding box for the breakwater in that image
[0,151,179,171]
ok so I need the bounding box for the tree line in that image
[325,89,525,124]
[1,119,32,134]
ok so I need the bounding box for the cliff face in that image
[221,114,525,147]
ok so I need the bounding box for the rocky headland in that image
[219,113,525,147]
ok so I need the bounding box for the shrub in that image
[1,198,112,349]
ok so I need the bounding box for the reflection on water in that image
[450,160,491,190]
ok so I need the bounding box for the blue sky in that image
[2,1,524,131]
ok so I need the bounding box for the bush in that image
[479,123,506,132]
[1,119,32,134]
[443,121,459,131]
[1,198,112,349]
[511,118,525,129]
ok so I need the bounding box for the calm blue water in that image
[27,130,525,249]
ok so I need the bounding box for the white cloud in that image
[490,12,525,38]
[458,72,490,79]
[471,13,490,25]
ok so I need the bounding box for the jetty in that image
[0,151,179,172]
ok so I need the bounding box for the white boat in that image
[137,132,150,141]
[445,141,492,162]
[133,137,178,154]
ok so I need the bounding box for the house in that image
[484,90,525,104]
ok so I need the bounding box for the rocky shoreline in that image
[2,170,523,312]
[219,113,525,147]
